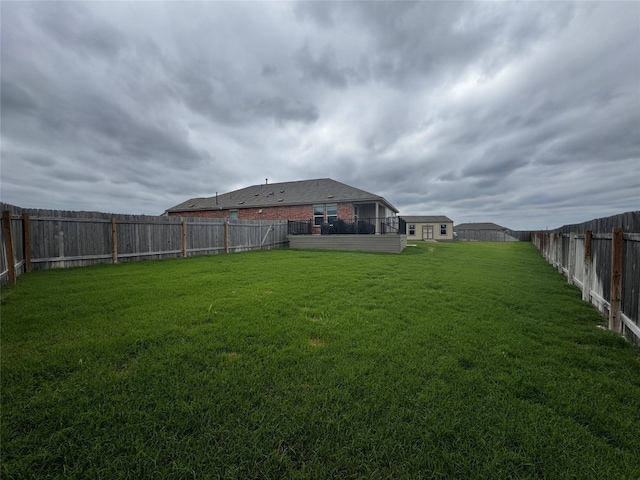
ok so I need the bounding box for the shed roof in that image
[454,222,507,231]
[166,178,398,213]
[400,215,453,224]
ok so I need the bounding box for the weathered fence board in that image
[532,211,640,345]
[2,212,16,284]
[455,229,522,242]
[558,211,640,235]
[0,203,289,284]
[593,236,612,307]
[622,237,640,328]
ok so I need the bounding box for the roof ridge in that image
[165,178,398,213]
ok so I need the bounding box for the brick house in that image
[166,178,399,233]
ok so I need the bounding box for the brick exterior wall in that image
[169,203,355,221]
[338,204,354,219]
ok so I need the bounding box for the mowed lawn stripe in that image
[2,242,639,479]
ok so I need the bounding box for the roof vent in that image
[327,195,334,198]
[277,198,284,202]
[254,193,259,196]
[239,201,245,205]
[188,204,194,207]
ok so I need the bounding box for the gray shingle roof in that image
[400,215,453,223]
[166,178,398,213]
[453,222,507,231]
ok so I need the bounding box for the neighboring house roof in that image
[401,216,453,224]
[454,222,507,231]
[166,178,399,213]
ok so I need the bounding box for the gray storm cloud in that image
[1,1,638,229]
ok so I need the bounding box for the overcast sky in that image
[1,1,638,230]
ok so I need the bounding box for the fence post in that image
[2,211,16,285]
[224,220,230,254]
[567,232,576,284]
[546,233,550,263]
[182,220,187,258]
[582,231,592,303]
[111,217,118,264]
[609,227,623,333]
[545,233,550,262]
[23,213,32,273]
[556,234,562,273]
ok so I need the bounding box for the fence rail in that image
[289,217,402,236]
[1,203,289,285]
[454,229,532,242]
[531,211,640,346]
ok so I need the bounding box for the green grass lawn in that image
[2,242,639,479]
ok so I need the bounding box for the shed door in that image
[423,225,434,239]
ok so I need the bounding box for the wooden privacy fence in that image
[454,229,531,242]
[531,211,640,345]
[1,203,288,285]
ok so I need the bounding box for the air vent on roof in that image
[327,195,334,198]
[255,193,259,196]
[239,201,244,204]
[188,204,194,207]
[277,198,284,202]
[280,190,285,193]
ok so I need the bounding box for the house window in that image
[409,224,416,236]
[314,204,338,225]
[326,204,338,223]
[229,210,238,220]
[313,205,324,225]
[440,224,447,235]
